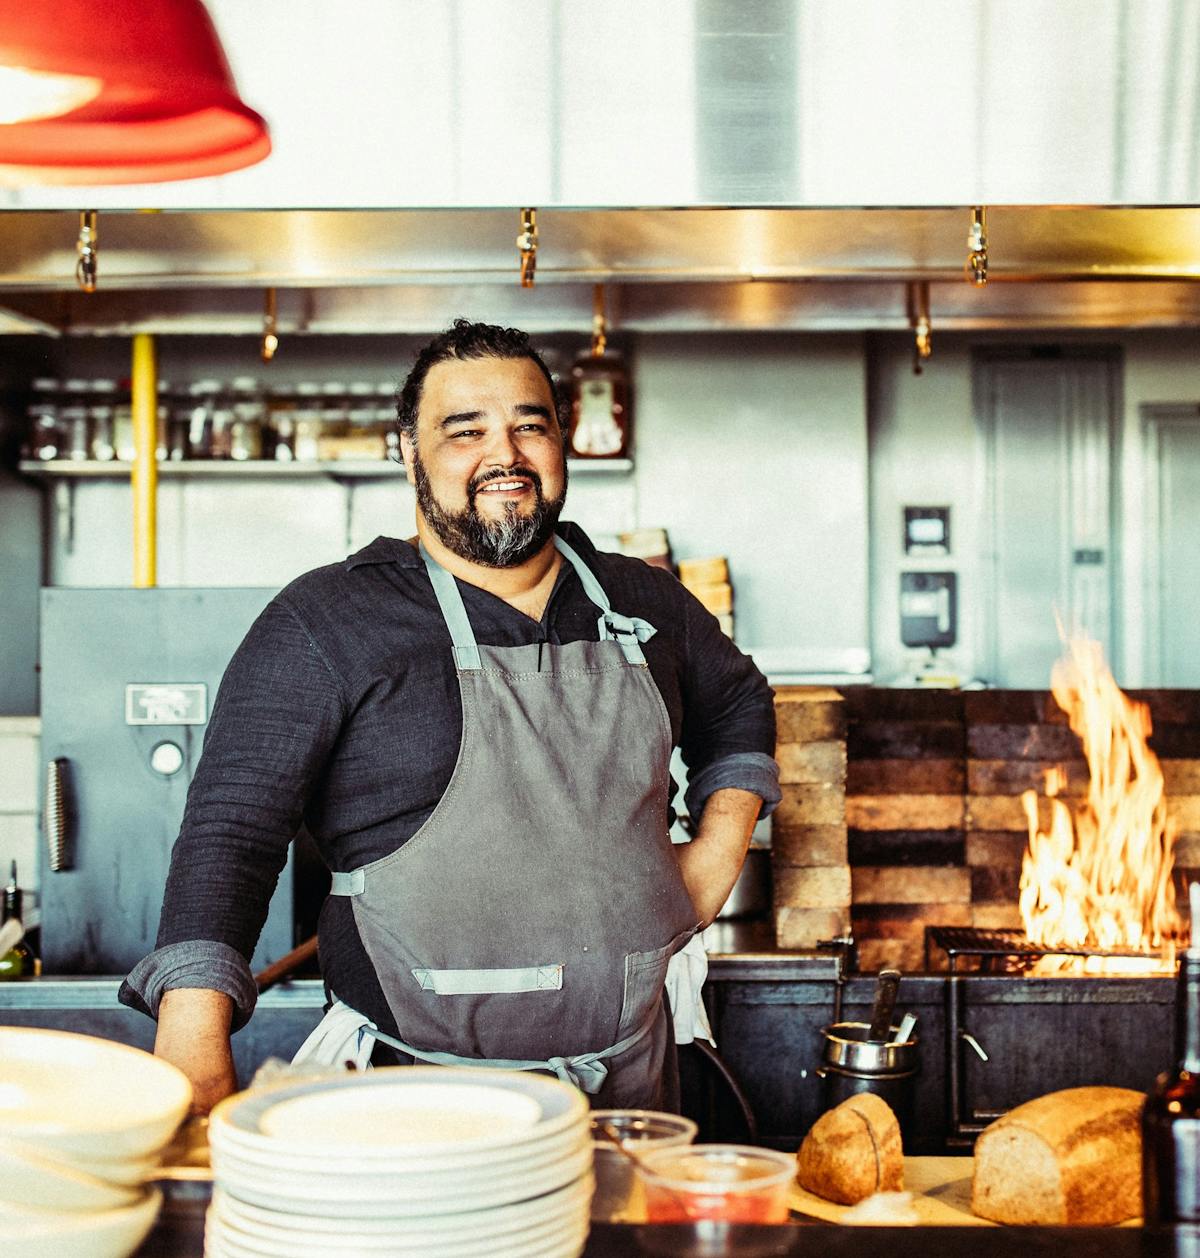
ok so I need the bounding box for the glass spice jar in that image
[568,349,631,459]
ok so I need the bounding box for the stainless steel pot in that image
[816,1021,921,1134]
[819,1021,919,1073]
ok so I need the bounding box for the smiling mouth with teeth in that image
[476,479,530,493]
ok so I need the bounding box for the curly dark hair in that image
[395,319,564,448]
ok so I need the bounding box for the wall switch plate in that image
[904,506,951,556]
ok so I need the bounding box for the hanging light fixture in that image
[0,0,270,185]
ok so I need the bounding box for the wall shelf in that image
[17,458,633,481]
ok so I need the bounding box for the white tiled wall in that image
[0,717,40,907]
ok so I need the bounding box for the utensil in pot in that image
[891,1011,918,1045]
[866,968,901,1042]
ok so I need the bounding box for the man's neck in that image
[411,516,563,612]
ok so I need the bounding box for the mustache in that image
[468,465,543,500]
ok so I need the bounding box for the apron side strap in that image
[330,869,366,896]
[368,998,660,1095]
[419,542,483,671]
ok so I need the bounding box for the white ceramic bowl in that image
[0,1187,161,1258]
[0,1027,191,1161]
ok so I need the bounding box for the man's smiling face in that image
[401,354,568,568]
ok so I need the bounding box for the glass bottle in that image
[187,380,222,459]
[25,401,62,461]
[22,377,60,461]
[1143,947,1200,1221]
[165,391,190,462]
[60,405,91,461]
[265,387,297,462]
[229,376,264,461]
[293,382,323,462]
[0,862,34,980]
[568,349,631,459]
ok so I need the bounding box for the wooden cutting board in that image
[789,1157,1142,1226]
[789,1156,986,1226]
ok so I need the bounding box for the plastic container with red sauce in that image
[635,1144,795,1224]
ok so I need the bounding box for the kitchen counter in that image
[135,1202,1200,1257]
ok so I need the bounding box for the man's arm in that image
[675,786,763,927]
[155,988,237,1115]
[120,597,345,1097]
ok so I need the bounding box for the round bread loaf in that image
[796,1092,904,1205]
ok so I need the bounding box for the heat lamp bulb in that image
[0,65,102,125]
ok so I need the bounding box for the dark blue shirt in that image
[120,523,779,1036]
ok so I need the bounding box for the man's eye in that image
[449,429,481,439]
[518,423,548,434]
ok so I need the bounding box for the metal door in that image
[1142,407,1200,686]
[38,587,293,975]
[976,349,1117,687]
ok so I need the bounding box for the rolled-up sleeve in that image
[119,597,345,1025]
[674,582,780,820]
[118,940,259,1031]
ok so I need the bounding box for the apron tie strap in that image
[317,1000,660,1096]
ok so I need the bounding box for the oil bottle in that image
[0,861,35,979]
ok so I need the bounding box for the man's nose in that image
[482,427,520,466]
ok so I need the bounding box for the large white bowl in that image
[0,1027,192,1161]
[0,1187,161,1258]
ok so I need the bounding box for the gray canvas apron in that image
[328,536,701,1106]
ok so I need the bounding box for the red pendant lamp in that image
[0,0,270,185]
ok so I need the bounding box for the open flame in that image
[1018,635,1184,973]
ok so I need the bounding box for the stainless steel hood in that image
[2,2,1199,335]
[1,207,1200,336]
[2,0,1197,211]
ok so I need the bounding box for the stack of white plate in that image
[206,1066,593,1258]
[0,1026,192,1258]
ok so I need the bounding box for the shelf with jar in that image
[13,371,634,481]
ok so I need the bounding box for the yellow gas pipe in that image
[131,333,157,588]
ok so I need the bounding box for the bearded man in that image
[121,319,779,1113]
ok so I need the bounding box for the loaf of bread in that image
[796,1092,904,1205]
[971,1086,1143,1225]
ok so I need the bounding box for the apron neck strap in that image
[555,536,654,666]
[419,534,654,669]
[419,542,483,670]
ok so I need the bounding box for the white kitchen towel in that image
[664,934,715,1047]
[291,999,376,1071]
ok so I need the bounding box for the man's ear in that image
[399,431,417,486]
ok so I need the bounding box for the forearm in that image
[155,987,238,1115]
[676,787,763,927]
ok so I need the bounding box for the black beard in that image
[413,454,567,568]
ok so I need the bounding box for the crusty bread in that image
[971,1086,1143,1225]
[796,1092,904,1205]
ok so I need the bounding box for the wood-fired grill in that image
[925,924,1179,1145]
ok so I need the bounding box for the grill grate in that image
[927,925,1166,967]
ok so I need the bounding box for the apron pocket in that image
[410,964,563,995]
[616,931,692,1040]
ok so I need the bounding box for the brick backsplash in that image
[773,688,1200,972]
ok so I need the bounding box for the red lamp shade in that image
[0,0,270,184]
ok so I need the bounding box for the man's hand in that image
[675,787,762,927]
[154,988,238,1116]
